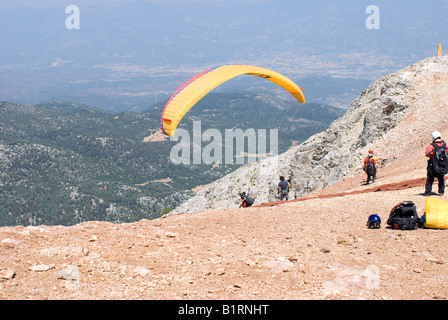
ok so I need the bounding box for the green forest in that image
[0,94,345,226]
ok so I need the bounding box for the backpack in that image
[430,142,448,175]
[365,159,376,176]
[245,194,254,205]
[387,201,421,230]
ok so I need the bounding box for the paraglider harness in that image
[387,201,422,230]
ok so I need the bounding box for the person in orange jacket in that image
[424,131,448,196]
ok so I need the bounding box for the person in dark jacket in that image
[277,176,290,200]
[424,131,448,196]
[239,192,254,208]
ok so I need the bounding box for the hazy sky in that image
[2,1,447,72]
[1,0,447,106]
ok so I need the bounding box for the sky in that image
[0,0,447,110]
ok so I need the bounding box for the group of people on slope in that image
[240,130,448,209]
[239,176,291,208]
[362,130,448,196]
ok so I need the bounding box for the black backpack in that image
[430,142,448,175]
[387,201,421,230]
[365,159,376,176]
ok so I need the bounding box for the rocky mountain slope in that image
[172,56,448,214]
[1,56,448,302]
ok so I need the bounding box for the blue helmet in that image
[367,214,381,229]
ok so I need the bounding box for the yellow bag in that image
[424,197,448,229]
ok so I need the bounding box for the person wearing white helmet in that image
[424,131,448,196]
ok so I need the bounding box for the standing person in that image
[424,131,448,196]
[277,176,290,200]
[363,153,377,184]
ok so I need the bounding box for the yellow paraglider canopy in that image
[160,65,305,136]
[437,42,442,57]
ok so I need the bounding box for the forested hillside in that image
[0,94,344,226]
